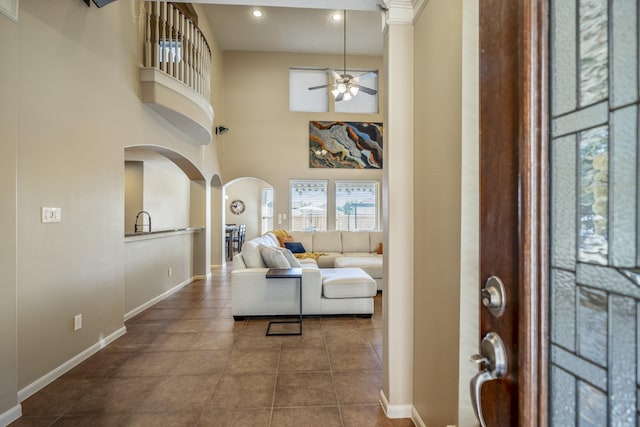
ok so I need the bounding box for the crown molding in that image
[378,0,425,26]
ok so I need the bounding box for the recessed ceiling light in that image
[331,12,342,22]
[251,9,264,18]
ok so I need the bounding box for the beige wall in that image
[13,0,223,393]
[412,0,464,425]
[0,11,19,421]
[219,51,384,227]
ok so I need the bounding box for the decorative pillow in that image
[284,242,306,254]
[377,242,383,254]
[277,235,295,247]
[276,247,302,268]
[259,245,291,269]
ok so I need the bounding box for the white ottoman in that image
[320,268,377,299]
[334,257,384,291]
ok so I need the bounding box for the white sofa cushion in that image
[262,232,280,247]
[289,231,313,253]
[369,231,383,253]
[321,268,377,298]
[341,232,371,253]
[334,256,383,279]
[242,237,267,268]
[313,231,342,253]
[259,245,291,268]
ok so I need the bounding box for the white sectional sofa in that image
[289,230,384,290]
[231,231,381,319]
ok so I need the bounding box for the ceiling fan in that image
[308,10,378,102]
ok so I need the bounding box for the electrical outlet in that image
[168,268,173,277]
[74,314,82,331]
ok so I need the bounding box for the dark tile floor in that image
[11,266,414,426]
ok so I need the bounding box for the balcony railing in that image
[143,1,211,99]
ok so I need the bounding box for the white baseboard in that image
[124,277,194,321]
[193,272,211,280]
[379,389,414,419]
[412,406,428,427]
[0,404,21,427]
[17,326,126,403]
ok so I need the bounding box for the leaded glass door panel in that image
[550,0,639,425]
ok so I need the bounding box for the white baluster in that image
[167,3,173,77]
[160,0,167,73]
[144,2,151,67]
[153,1,159,69]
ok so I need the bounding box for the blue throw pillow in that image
[284,242,306,254]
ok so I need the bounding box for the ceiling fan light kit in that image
[308,10,378,102]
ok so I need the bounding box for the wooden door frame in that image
[479,0,549,425]
[517,0,548,425]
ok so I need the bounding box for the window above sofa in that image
[335,180,379,231]
[290,180,328,231]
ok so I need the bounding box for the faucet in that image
[134,211,151,233]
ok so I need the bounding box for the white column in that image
[380,0,415,418]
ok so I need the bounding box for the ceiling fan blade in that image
[335,92,344,102]
[308,84,330,90]
[353,84,378,95]
[353,71,377,80]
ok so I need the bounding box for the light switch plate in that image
[42,207,62,223]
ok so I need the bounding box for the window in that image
[261,188,273,234]
[289,68,328,112]
[290,180,328,231]
[335,181,379,231]
[289,67,378,114]
[334,71,378,114]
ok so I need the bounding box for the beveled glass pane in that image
[578,126,609,264]
[611,0,639,108]
[552,268,577,350]
[551,0,577,116]
[610,106,638,267]
[578,287,608,366]
[552,366,577,427]
[578,381,608,426]
[610,296,637,425]
[551,135,577,270]
[579,0,609,106]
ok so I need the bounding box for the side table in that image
[265,268,302,336]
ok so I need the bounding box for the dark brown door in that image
[476,0,547,425]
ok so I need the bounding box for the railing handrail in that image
[143,1,211,99]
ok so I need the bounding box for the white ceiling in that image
[197,1,385,56]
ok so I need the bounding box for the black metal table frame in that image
[265,268,302,336]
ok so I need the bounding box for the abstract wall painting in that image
[309,121,383,169]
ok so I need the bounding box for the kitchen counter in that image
[125,227,204,242]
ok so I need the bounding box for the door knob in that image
[482,276,506,317]
[470,332,507,427]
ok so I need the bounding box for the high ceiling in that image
[198,1,385,56]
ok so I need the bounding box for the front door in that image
[477,0,546,425]
[476,0,640,425]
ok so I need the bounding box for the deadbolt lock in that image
[482,276,506,317]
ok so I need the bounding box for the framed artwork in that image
[309,121,383,169]
[0,0,18,22]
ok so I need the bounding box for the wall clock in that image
[230,199,245,215]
